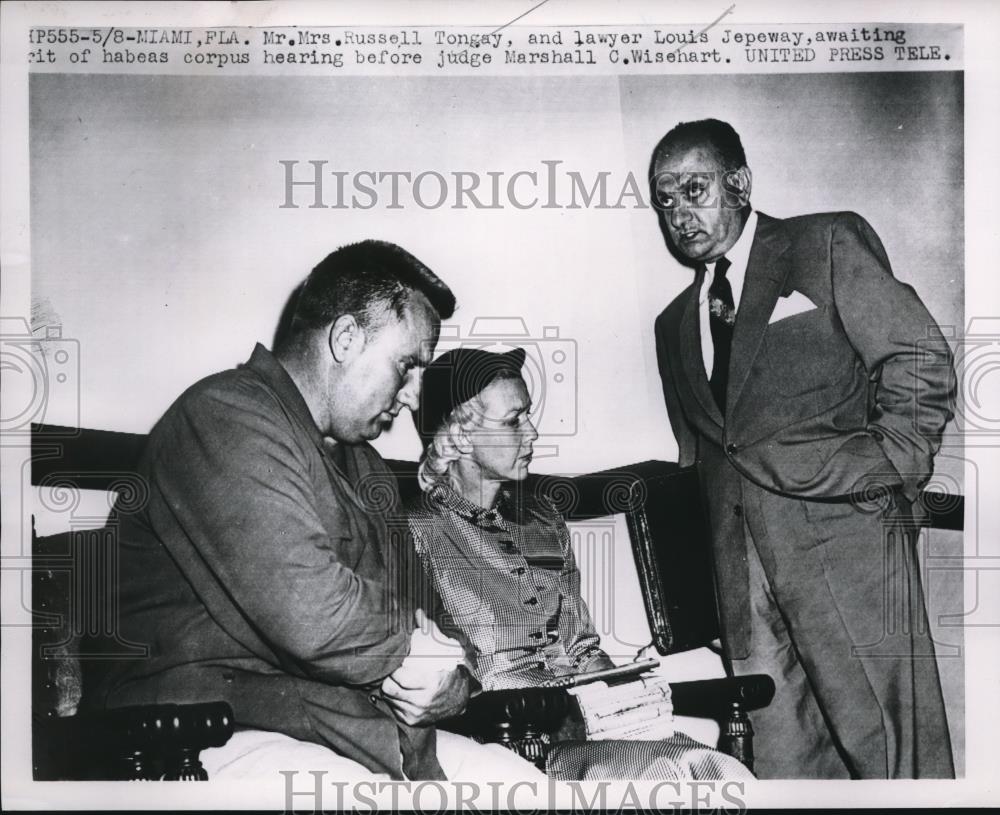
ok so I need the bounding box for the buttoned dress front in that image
[407,484,755,780]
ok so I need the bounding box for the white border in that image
[2,0,998,809]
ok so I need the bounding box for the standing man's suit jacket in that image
[654,211,956,777]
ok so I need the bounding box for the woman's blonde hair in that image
[416,370,522,493]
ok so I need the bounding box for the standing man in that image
[89,240,544,782]
[649,119,956,779]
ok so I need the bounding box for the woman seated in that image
[405,346,754,781]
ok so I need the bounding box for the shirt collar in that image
[429,482,514,526]
[699,209,758,310]
[243,343,325,451]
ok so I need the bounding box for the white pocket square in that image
[768,290,817,324]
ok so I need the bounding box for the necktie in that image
[707,256,734,413]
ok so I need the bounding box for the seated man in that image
[85,240,544,782]
[406,347,754,781]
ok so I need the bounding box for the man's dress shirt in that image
[697,210,756,376]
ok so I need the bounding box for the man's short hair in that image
[649,118,748,176]
[279,240,456,348]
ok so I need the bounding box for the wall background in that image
[29,69,964,771]
[30,71,963,474]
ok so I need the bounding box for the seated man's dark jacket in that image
[86,344,443,780]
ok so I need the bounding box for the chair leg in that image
[164,748,208,781]
[508,737,549,772]
[121,749,154,781]
[718,701,755,773]
[490,722,550,771]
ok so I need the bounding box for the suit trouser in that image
[729,530,852,779]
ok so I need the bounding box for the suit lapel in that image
[678,267,725,427]
[727,213,792,414]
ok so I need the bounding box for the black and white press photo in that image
[1,1,995,811]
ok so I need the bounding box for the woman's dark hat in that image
[414,346,527,448]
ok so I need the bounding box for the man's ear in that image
[724,165,752,207]
[328,314,364,364]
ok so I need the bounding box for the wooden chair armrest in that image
[669,674,776,717]
[448,674,776,740]
[453,686,571,735]
[443,687,572,770]
[669,674,774,773]
[37,701,234,780]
